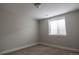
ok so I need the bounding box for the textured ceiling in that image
[0,3,79,20]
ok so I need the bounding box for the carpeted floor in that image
[5,44,79,55]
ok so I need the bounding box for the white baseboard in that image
[40,42,79,52]
[0,43,38,55]
[0,42,79,55]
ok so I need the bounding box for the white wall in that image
[40,10,79,50]
[0,4,39,52]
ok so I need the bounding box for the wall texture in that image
[40,10,79,50]
[0,4,39,52]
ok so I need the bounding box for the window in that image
[49,17,66,35]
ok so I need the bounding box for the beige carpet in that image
[5,44,79,55]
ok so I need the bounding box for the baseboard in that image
[0,42,79,55]
[40,42,79,52]
[0,43,38,55]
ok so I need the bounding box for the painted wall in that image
[0,4,39,52]
[40,10,79,49]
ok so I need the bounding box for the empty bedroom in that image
[0,3,79,55]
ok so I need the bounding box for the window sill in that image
[48,35,66,38]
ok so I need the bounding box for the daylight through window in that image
[49,17,66,35]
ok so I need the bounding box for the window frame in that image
[48,16,66,36]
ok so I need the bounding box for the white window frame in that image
[48,16,66,36]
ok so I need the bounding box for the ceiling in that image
[0,3,79,20]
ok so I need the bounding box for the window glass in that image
[49,17,66,35]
